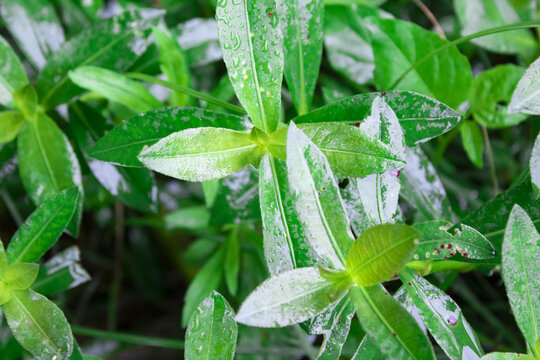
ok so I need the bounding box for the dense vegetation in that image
[0,0,539,359]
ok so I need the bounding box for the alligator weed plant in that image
[0,0,539,359]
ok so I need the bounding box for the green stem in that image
[293,325,318,360]
[481,125,500,195]
[127,72,246,115]
[72,326,184,350]
[390,20,540,90]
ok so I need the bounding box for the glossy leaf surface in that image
[0,36,28,107]
[4,263,39,290]
[509,56,540,114]
[88,107,250,167]
[346,224,420,286]
[480,353,535,360]
[399,268,484,360]
[315,297,355,360]
[216,0,283,132]
[502,205,540,349]
[293,91,461,146]
[461,121,484,168]
[286,123,354,268]
[185,291,237,360]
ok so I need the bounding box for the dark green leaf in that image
[177,18,222,67]
[292,91,462,146]
[460,121,484,168]
[0,36,28,108]
[88,107,250,167]
[216,0,283,132]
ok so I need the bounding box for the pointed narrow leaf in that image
[316,297,355,360]
[346,224,420,286]
[0,241,6,277]
[0,111,25,144]
[292,91,462,146]
[277,0,323,114]
[0,36,28,107]
[88,107,250,167]
[399,268,484,360]
[224,230,240,296]
[235,267,348,327]
[461,121,484,168]
[36,9,162,109]
[68,66,161,113]
[480,353,535,360]
[502,205,540,349]
[7,187,81,264]
[412,221,496,261]
[349,284,435,360]
[4,263,39,290]
[532,134,540,197]
[509,56,540,114]
[3,289,73,360]
[216,0,283,132]
[185,291,238,360]
[286,123,354,268]
[139,127,263,182]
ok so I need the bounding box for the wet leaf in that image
[235,267,348,327]
[532,133,540,198]
[346,224,420,286]
[349,284,435,360]
[138,127,264,182]
[480,353,535,360]
[185,291,238,360]
[0,0,65,69]
[3,289,73,360]
[88,107,250,167]
[36,9,162,109]
[315,297,355,360]
[216,0,283,132]
[400,146,455,222]
[68,66,162,113]
[286,123,354,269]
[368,17,472,109]
[454,0,536,55]
[6,187,81,264]
[460,121,484,168]
[469,64,526,128]
[399,268,484,360]
[0,111,25,144]
[412,221,496,261]
[69,102,158,214]
[293,91,462,146]
[277,0,323,114]
[0,36,28,108]
[177,18,222,67]
[509,56,540,114]
[502,205,540,350]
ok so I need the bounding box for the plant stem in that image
[390,20,540,89]
[72,325,184,350]
[481,125,500,195]
[127,72,247,115]
[411,0,446,39]
[1,190,23,226]
[108,202,125,330]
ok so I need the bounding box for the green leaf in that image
[480,353,535,360]
[32,246,90,296]
[278,0,324,114]
[6,187,81,264]
[235,267,349,327]
[139,127,264,182]
[0,0,65,69]
[182,249,224,327]
[346,224,420,286]
[177,18,222,67]
[88,107,250,167]
[293,91,462,146]
[185,291,238,360]
[0,241,6,277]
[368,17,472,109]
[4,263,39,290]
[454,0,537,55]
[17,113,83,236]
[399,268,484,359]
[316,297,355,360]
[36,9,162,109]
[412,221,496,261]
[210,167,261,225]
[509,56,540,115]
[0,36,28,108]
[259,155,315,275]
[224,229,240,296]
[400,146,455,222]
[3,289,73,360]
[286,123,354,268]
[12,85,38,120]
[164,206,210,231]
[469,64,527,128]
[68,66,161,113]
[216,0,283,132]
[502,205,540,349]
[460,121,484,168]
[349,284,435,360]
[0,111,25,144]
[532,134,540,198]
[152,26,192,106]
[69,102,158,214]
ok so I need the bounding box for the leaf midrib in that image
[141,144,257,159]
[34,120,60,194]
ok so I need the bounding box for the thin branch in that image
[412,0,446,39]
